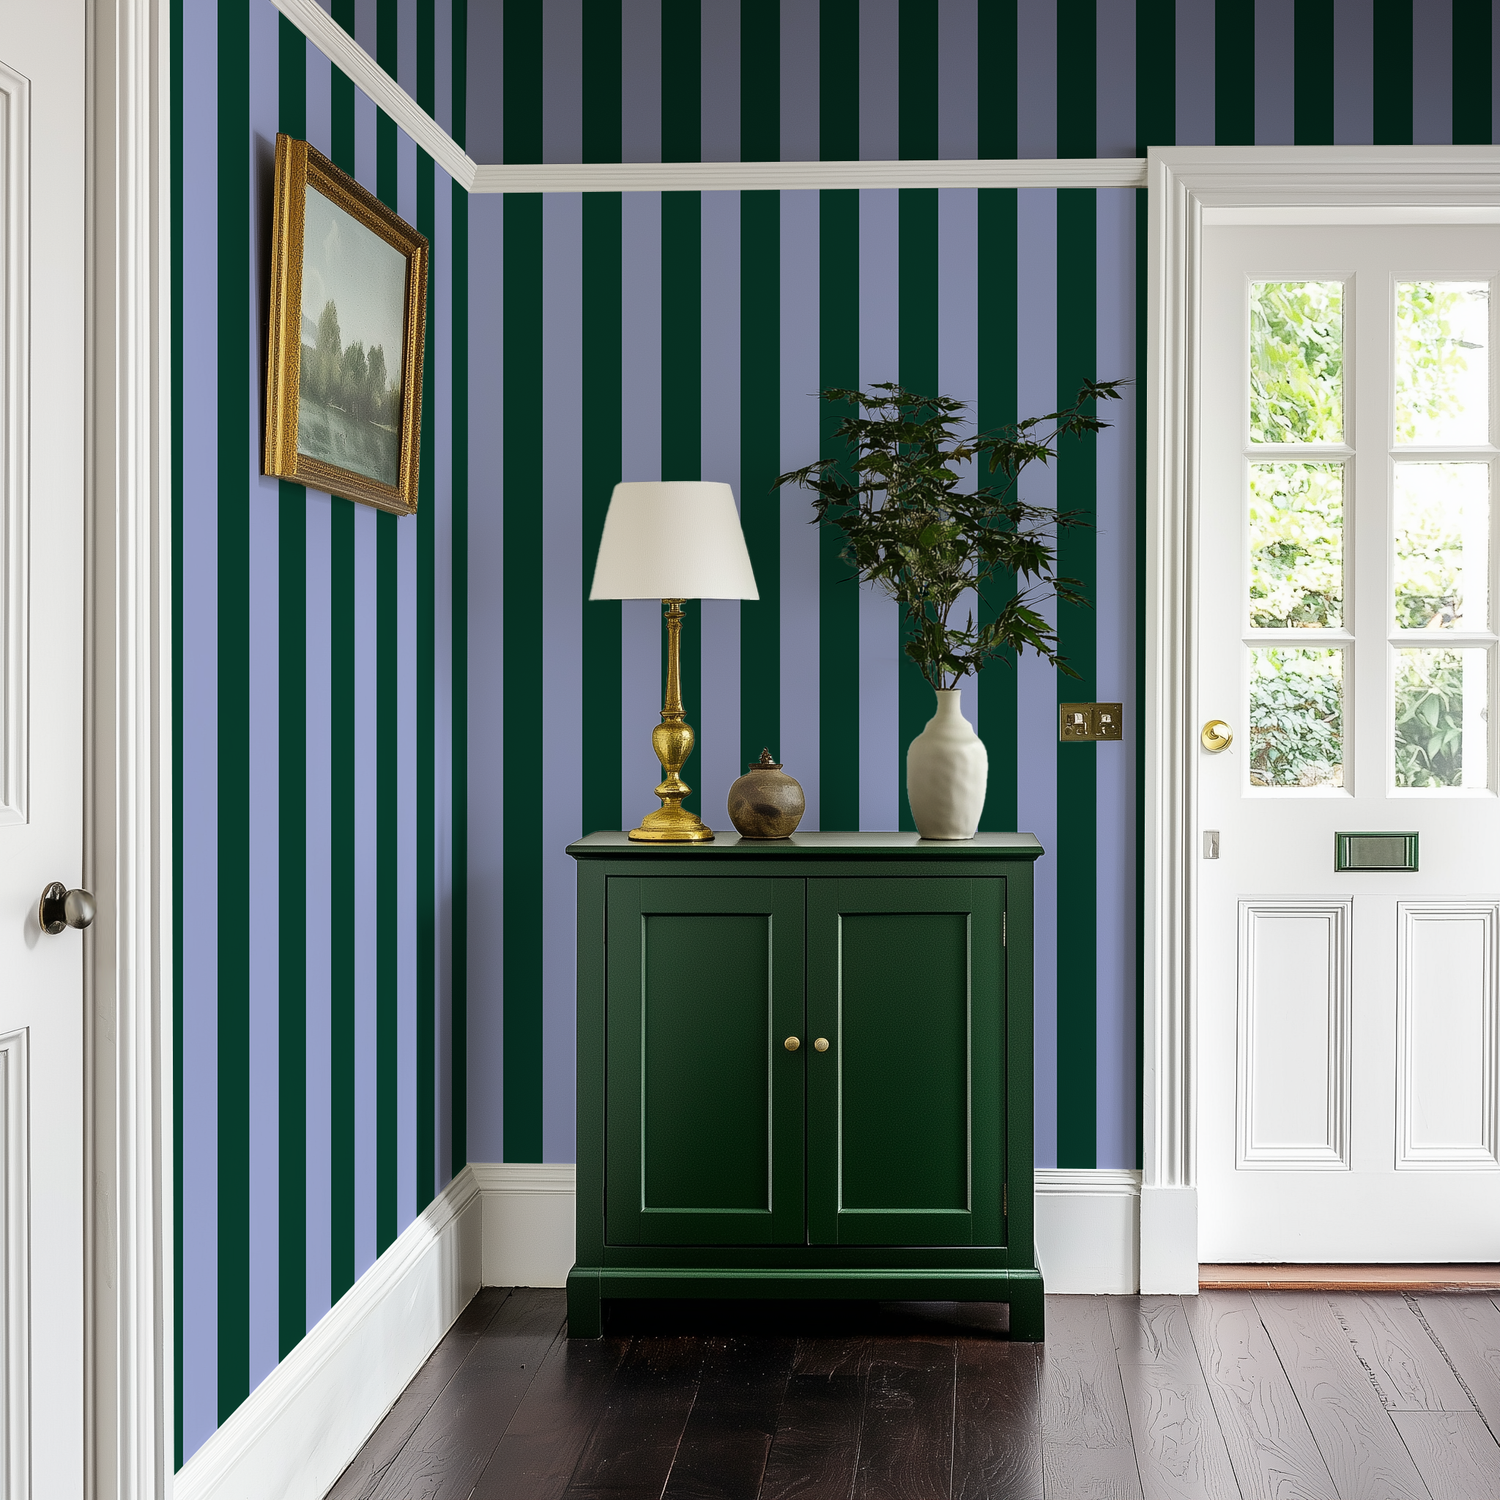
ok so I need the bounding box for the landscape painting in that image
[297,184,407,489]
[263,134,428,515]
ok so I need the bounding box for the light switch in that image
[1059,703,1124,742]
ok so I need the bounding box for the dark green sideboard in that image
[565,831,1045,1340]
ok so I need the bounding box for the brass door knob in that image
[813,1037,829,1052]
[39,882,96,935]
[1200,720,1233,752]
[783,1036,800,1052]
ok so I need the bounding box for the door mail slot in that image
[1335,832,1418,871]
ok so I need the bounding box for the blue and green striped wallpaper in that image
[175,0,1500,1468]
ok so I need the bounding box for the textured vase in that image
[906,689,988,840]
[727,749,806,839]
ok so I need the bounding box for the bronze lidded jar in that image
[727,749,805,839]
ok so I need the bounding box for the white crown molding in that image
[272,0,1145,194]
[1034,1168,1142,1196]
[1142,142,1500,1295]
[468,1161,577,1195]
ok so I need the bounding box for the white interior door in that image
[0,2,86,1490]
[1199,218,1500,1262]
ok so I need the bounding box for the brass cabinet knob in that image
[39,882,95,935]
[813,1037,829,1053]
[783,1036,800,1052]
[1200,720,1233,752]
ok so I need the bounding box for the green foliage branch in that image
[774,380,1126,690]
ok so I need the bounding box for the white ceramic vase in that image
[906,688,988,840]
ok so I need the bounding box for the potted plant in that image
[776,380,1124,838]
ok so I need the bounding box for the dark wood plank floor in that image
[326,1288,1500,1499]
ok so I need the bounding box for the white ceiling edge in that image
[273,0,1148,194]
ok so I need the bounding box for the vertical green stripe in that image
[1294,0,1335,145]
[170,0,184,1461]
[1215,0,1255,145]
[1055,0,1096,158]
[1453,0,1493,144]
[276,14,308,1362]
[660,190,702,811]
[329,0,357,1300]
[662,0,701,163]
[500,0,543,1167]
[818,189,860,831]
[582,4,623,839]
[1373,0,1413,145]
[977,188,1017,833]
[1055,188,1097,1169]
[415,0,437,1213]
[820,0,859,162]
[1134,189,1147,1171]
[898,0,938,160]
[897,188,938,831]
[740,0,780,772]
[1136,0,1174,153]
[583,0,623,162]
[216,0,250,1419]
[451,0,469,1180]
[582,194,622,835]
[977,0,1018,159]
[741,1,780,164]
[740,191,780,769]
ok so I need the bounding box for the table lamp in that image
[590,481,759,842]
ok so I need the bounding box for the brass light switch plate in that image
[1059,703,1123,742]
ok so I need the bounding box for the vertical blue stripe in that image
[1254,0,1296,143]
[1015,188,1058,1169]
[1096,0,1136,156]
[778,190,822,825]
[860,0,901,160]
[1016,0,1057,156]
[780,0,820,160]
[701,0,742,161]
[618,192,664,824]
[542,193,585,1163]
[936,188,979,739]
[937,0,978,158]
[1334,0,1374,142]
[856,188,899,832]
[1413,0,1454,143]
[700,190,743,829]
[303,495,333,1329]
[621,0,663,162]
[1175,0,1214,144]
[544,0,585,163]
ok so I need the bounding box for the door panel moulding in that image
[0,61,27,826]
[271,0,1144,193]
[1145,144,1500,1294]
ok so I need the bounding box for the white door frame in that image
[85,0,171,1492]
[1143,144,1500,1293]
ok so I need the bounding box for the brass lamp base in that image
[628,599,716,843]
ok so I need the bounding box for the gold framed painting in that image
[264,133,429,515]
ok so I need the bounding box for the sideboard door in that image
[806,877,1005,1247]
[604,877,806,1245]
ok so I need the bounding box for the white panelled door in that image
[1200,220,1500,1261]
[0,1,86,1491]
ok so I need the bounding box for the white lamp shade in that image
[589,481,759,601]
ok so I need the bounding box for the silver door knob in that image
[39,883,95,935]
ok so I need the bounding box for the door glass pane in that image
[1249,463,1343,628]
[1393,463,1490,630]
[1395,648,1489,789]
[1395,281,1489,445]
[1250,280,1344,444]
[1249,648,1345,788]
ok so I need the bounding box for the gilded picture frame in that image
[264,133,429,515]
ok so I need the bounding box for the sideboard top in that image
[567,830,1044,861]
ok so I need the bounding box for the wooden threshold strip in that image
[1200,1263,1500,1292]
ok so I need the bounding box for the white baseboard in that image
[1034,1169,1142,1294]
[174,1168,482,1500]
[173,1160,1145,1496]
[1139,1183,1200,1294]
[470,1162,576,1288]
